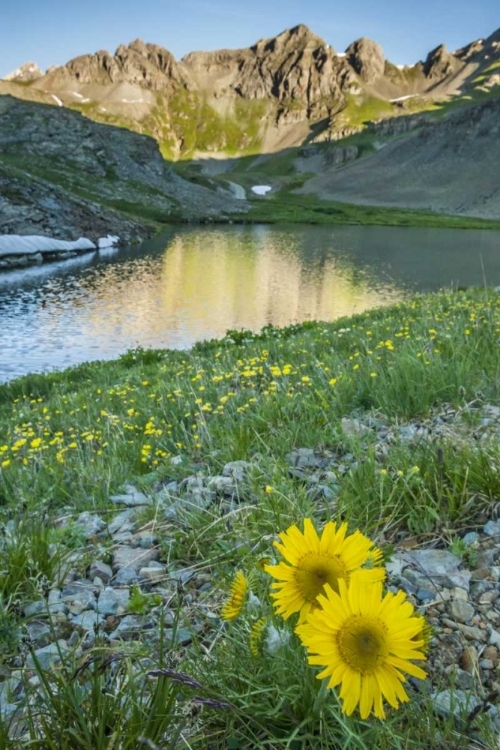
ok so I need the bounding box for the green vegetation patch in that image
[234,191,500,229]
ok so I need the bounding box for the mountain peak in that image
[252,23,329,56]
[346,38,385,82]
[3,61,43,82]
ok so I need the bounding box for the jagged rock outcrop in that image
[3,62,43,82]
[346,38,386,82]
[42,40,191,93]
[424,44,461,79]
[183,24,352,120]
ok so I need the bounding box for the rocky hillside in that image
[0,95,247,241]
[2,24,499,159]
[298,97,500,219]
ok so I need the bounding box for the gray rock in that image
[111,615,153,640]
[416,588,435,603]
[462,531,479,545]
[108,509,137,535]
[112,546,159,571]
[22,622,52,648]
[110,485,152,507]
[75,512,107,538]
[401,549,471,591]
[23,601,46,618]
[139,566,165,584]
[114,567,139,586]
[483,520,500,537]
[26,641,69,670]
[206,476,237,495]
[88,561,113,584]
[341,418,371,437]
[480,659,494,669]
[432,689,480,719]
[450,599,475,623]
[132,531,158,548]
[455,669,474,690]
[456,623,488,642]
[71,611,105,632]
[96,587,130,615]
[222,461,252,482]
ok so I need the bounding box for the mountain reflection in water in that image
[1,224,499,381]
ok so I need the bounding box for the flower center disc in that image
[294,553,347,601]
[337,616,389,673]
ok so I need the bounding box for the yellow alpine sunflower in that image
[296,576,427,719]
[265,518,384,623]
[221,571,248,621]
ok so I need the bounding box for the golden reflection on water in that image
[0,226,407,379]
[159,231,393,335]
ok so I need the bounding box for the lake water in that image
[1,224,499,382]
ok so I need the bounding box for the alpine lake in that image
[1,223,500,382]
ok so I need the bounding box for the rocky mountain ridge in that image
[3,24,499,158]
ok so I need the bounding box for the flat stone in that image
[112,546,158,571]
[401,549,471,591]
[96,587,130,616]
[432,689,480,719]
[88,561,113,584]
[450,599,475,623]
[139,566,165,584]
[110,485,151,507]
[71,611,105,632]
[456,623,488,642]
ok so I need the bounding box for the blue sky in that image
[1,0,498,78]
